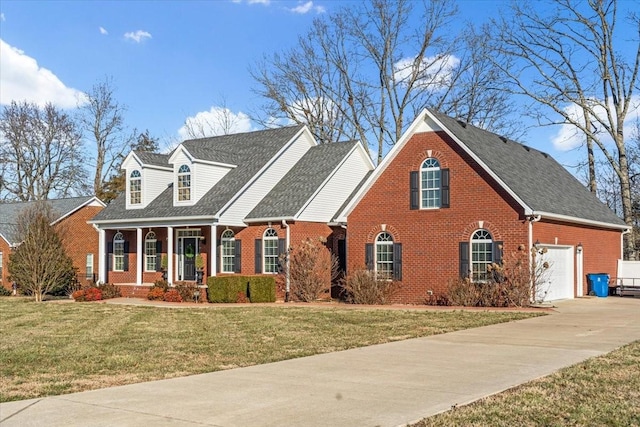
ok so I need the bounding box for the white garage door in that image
[536,246,574,302]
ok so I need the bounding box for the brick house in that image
[89,125,374,298]
[337,109,629,303]
[0,197,105,291]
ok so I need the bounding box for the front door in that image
[183,238,197,281]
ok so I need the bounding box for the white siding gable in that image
[219,130,315,226]
[297,144,373,222]
[143,167,172,207]
[193,162,234,202]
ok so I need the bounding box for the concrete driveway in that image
[1,297,639,427]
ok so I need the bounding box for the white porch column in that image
[136,228,143,285]
[167,226,174,285]
[210,224,217,277]
[98,228,106,284]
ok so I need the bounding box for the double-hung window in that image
[421,158,441,208]
[130,170,141,205]
[221,229,235,273]
[113,232,125,272]
[145,231,157,272]
[263,228,279,274]
[375,232,394,280]
[471,229,493,282]
[177,165,191,201]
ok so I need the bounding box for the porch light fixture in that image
[199,236,206,245]
[576,242,583,253]
[534,239,540,249]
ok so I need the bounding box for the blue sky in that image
[0,0,636,174]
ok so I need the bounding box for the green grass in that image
[0,297,540,402]
[413,341,640,427]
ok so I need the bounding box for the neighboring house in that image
[337,109,629,303]
[0,197,105,291]
[89,125,374,297]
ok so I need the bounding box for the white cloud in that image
[551,97,640,151]
[124,30,152,43]
[0,39,85,109]
[248,0,271,4]
[99,26,108,35]
[394,54,460,91]
[1,13,5,21]
[287,1,325,14]
[178,107,253,140]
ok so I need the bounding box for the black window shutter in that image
[459,242,470,278]
[254,239,262,274]
[277,238,286,272]
[410,171,419,210]
[393,243,402,281]
[365,243,374,270]
[107,242,113,272]
[493,241,503,265]
[123,241,129,272]
[155,241,163,271]
[441,168,450,208]
[234,240,242,273]
[216,242,221,274]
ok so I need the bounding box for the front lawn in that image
[413,340,640,426]
[0,298,540,402]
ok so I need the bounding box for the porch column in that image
[210,224,217,277]
[167,226,174,285]
[98,228,106,284]
[136,228,143,285]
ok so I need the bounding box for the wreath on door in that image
[185,244,195,259]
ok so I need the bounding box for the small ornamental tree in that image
[8,202,76,302]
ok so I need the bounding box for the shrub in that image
[236,292,249,303]
[147,286,166,301]
[341,268,399,305]
[163,289,183,302]
[208,276,248,303]
[174,281,200,302]
[83,287,102,301]
[153,279,169,291]
[99,283,121,299]
[287,237,337,302]
[0,286,12,296]
[72,289,86,301]
[247,277,276,303]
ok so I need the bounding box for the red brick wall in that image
[534,219,621,294]
[0,238,10,290]
[348,131,529,303]
[59,205,103,285]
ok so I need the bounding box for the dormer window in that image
[130,170,141,205]
[177,165,191,201]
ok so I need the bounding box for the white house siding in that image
[297,147,372,222]
[193,163,233,203]
[143,168,172,208]
[219,133,315,226]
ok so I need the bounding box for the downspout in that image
[528,215,542,302]
[621,228,631,260]
[282,219,290,302]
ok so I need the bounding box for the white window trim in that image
[177,164,192,203]
[129,170,142,205]
[420,158,441,209]
[221,229,235,274]
[471,229,493,282]
[145,231,157,272]
[263,228,279,274]
[375,232,394,280]
[113,232,125,272]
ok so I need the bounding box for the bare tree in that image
[181,98,248,139]
[252,0,520,163]
[491,0,639,259]
[8,202,76,302]
[78,77,131,200]
[0,101,87,201]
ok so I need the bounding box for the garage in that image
[535,246,574,302]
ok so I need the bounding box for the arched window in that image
[177,165,191,201]
[375,232,394,280]
[145,231,157,272]
[263,228,279,274]
[113,232,125,272]
[221,229,235,273]
[421,158,441,208]
[471,229,493,281]
[130,170,141,205]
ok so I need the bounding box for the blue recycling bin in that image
[587,273,610,298]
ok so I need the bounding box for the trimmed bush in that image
[248,277,276,303]
[174,281,199,302]
[207,276,248,303]
[163,289,183,302]
[99,283,121,299]
[147,286,166,301]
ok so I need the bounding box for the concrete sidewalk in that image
[1,297,639,427]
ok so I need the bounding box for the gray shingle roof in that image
[429,109,625,226]
[92,125,305,222]
[246,141,359,220]
[0,196,97,244]
[135,151,170,168]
